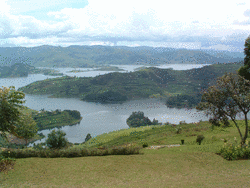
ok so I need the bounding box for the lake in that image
[0,64,246,147]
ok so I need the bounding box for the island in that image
[66,66,126,73]
[0,106,82,149]
[18,62,244,106]
[0,63,64,78]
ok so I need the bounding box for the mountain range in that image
[0,45,244,68]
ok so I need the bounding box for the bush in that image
[142,142,148,148]
[176,127,182,134]
[220,116,230,127]
[126,111,152,128]
[179,120,186,125]
[209,117,221,127]
[45,129,69,150]
[0,155,16,174]
[0,145,143,159]
[218,139,250,160]
[85,133,92,142]
[196,135,205,145]
[1,148,38,159]
[164,122,171,125]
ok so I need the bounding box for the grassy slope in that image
[1,119,250,187]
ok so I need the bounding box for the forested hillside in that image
[18,61,244,105]
[0,45,244,68]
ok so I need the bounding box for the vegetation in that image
[85,133,92,142]
[0,63,63,78]
[13,113,38,146]
[32,109,82,131]
[1,119,250,186]
[0,86,26,141]
[196,72,250,146]
[38,68,64,76]
[93,66,125,71]
[196,135,205,145]
[0,63,32,78]
[165,93,203,109]
[0,87,81,149]
[0,45,244,68]
[126,111,160,128]
[237,35,250,86]
[84,90,128,103]
[45,130,69,150]
[0,108,82,149]
[18,62,244,104]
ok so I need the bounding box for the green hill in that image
[18,61,244,105]
[0,45,244,68]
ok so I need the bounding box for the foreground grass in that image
[1,120,250,187]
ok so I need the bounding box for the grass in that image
[1,119,250,187]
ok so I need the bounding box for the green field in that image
[1,119,249,187]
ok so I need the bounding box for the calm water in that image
[0,64,246,147]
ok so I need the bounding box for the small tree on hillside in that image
[85,133,92,142]
[14,112,38,146]
[196,72,250,147]
[45,129,69,150]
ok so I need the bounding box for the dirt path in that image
[146,144,181,149]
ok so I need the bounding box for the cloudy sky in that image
[0,0,250,51]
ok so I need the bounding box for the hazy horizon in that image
[0,0,250,52]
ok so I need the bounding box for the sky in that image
[0,0,250,51]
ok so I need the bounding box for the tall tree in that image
[196,72,250,146]
[237,35,250,86]
[14,112,38,146]
[0,86,26,142]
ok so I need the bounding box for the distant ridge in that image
[0,45,244,68]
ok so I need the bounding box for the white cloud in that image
[1,0,250,50]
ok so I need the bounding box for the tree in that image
[85,133,92,142]
[237,35,250,87]
[45,129,69,150]
[126,111,152,128]
[151,118,159,125]
[196,72,250,146]
[0,86,26,142]
[14,112,38,146]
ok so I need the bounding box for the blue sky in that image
[0,0,250,51]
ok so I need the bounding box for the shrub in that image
[45,129,69,150]
[196,135,205,145]
[209,117,220,127]
[179,120,186,125]
[176,127,182,134]
[220,116,230,127]
[0,155,16,174]
[33,143,46,150]
[142,142,148,148]
[164,122,171,125]
[218,139,250,160]
[85,133,92,142]
[181,139,184,145]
